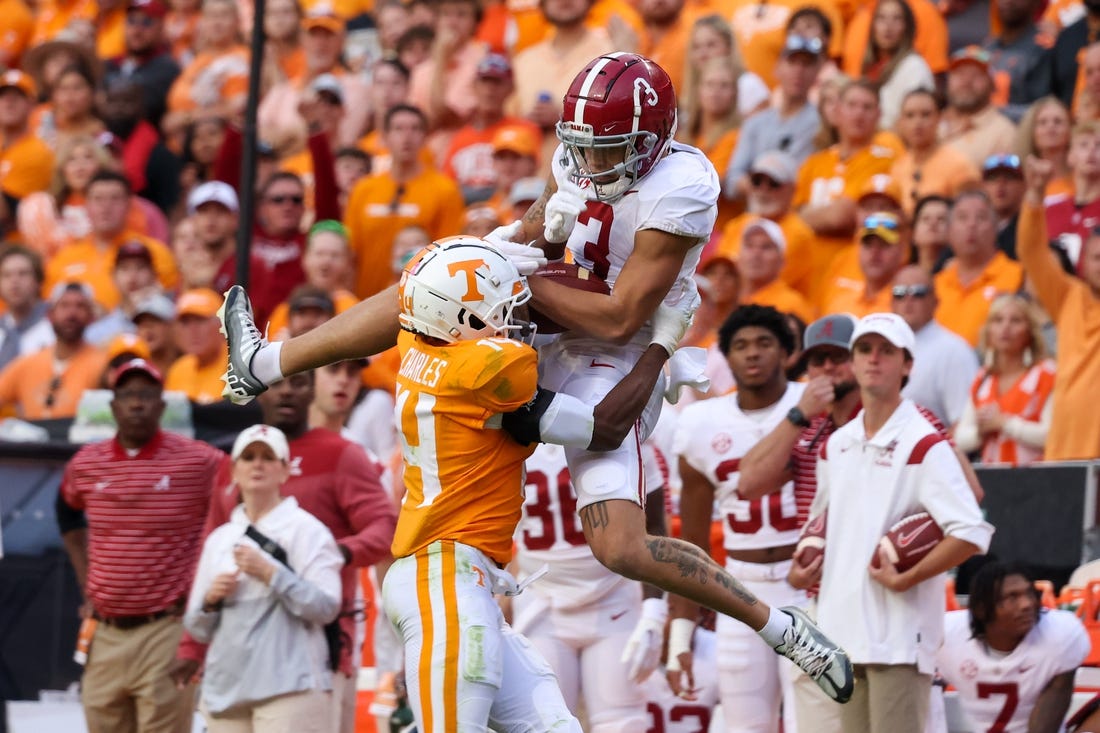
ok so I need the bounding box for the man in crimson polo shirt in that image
[56,359,231,733]
[177,369,396,733]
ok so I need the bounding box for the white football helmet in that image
[398,236,534,343]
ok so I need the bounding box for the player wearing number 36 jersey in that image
[936,562,1088,733]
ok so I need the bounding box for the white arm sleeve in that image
[538,392,596,447]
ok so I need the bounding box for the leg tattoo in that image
[646,537,759,607]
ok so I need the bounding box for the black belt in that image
[96,601,183,630]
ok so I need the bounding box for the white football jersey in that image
[642,628,720,733]
[551,141,719,313]
[673,384,805,551]
[515,443,637,609]
[937,609,1089,733]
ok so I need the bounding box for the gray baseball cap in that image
[133,292,176,322]
[803,313,857,354]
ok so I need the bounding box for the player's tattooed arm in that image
[579,502,611,531]
[1029,670,1076,733]
[520,177,566,261]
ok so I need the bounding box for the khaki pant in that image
[82,616,196,733]
[202,689,332,733]
[839,664,932,733]
[790,600,843,733]
[331,670,357,733]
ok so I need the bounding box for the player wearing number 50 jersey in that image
[672,306,806,733]
[936,562,1088,733]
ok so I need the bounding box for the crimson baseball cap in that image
[109,358,164,388]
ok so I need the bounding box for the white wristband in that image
[665,617,695,671]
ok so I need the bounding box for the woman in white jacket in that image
[861,0,934,129]
[185,424,343,732]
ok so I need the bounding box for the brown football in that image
[528,262,610,334]
[873,511,944,572]
[795,511,827,567]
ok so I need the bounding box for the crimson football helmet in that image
[556,53,677,202]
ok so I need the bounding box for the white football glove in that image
[620,597,667,684]
[483,221,548,276]
[649,289,701,356]
[665,347,711,404]
[543,176,589,244]
[665,617,697,699]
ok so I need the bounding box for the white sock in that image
[250,341,284,385]
[756,606,793,647]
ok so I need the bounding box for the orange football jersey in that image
[391,330,539,566]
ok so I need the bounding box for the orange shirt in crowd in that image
[165,10,199,61]
[267,288,359,341]
[344,168,466,299]
[44,232,180,312]
[299,0,371,18]
[890,146,981,216]
[97,7,126,59]
[490,0,645,57]
[841,0,949,76]
[30,0,97,46]
[408,41,488,127]
[390,330,537,566]
[0,343,108,420]
[0,132,55,201]
[277,46,307,84]
[362,345,400,395]
[718,211,816,299]
[1046,176,1074,203]
[442,118,540,191]
[18,192,156,259]
[356,131,435,176]
[933,251,1024,346]
[639,8,698,93]
[166,46,250,113]
[741,278,815,324]
[1018,201,1100,461]
[697,128,741,233]
[793,142,897,300]
[969,359,1056,466]
[709,0,845,88]
[165,347,229,404]
[818,276,893,319]
[0,0,33,69]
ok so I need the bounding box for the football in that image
[795,511,827,567]
[528,262,610,334]
[873,511,944,572]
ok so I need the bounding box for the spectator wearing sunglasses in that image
[1043,120,1100,272]
[893,264,979,428]
[939,47,1018,171]
[820,212,909,320]
[103,0,181,129]
[934,189,1024,346]
[981,153,1027,261]
[719,151,816,300]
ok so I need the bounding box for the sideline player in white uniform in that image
[936,562,1089,733]
[512,442,668,732]
[216,52,853,705]
[642,626,721,733]
[672,304,806,732]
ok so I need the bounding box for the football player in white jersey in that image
[642,626,721,733]
[937,562,1089,733]
[217,52,854,706]
[671,305,806,733]
[512,441,668,732]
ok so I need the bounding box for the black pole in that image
[235,0,268,291]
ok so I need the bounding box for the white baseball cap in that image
[850,312,916,354]
[742,217,786,254]
[187,181,239,215]
[231,424,291,462]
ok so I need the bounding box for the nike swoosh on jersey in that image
[589,358,616,369]
[610,610,629,621]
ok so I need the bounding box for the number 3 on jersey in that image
[716,458,799,535]
[576,202,614,280]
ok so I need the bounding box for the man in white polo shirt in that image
[789,312,993,733]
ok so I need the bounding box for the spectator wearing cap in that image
[187,180,238,277]
[940,47,1018,171]
[0,70,56,235]
[163,0,249,144]
[103,0,181,128]
[0,282,107,419]
[266,220,359,341]
[333,147,371,211]
[285,285,336,338]
[725,34,823,202]
[441,55,541,204]
[934,189,1024,346]
[133,291,179,376]
[820,212,909,319]
[345,104,465,299]
[981,153,1028,261]
[484,128,540,221]
[165,288,227,404]
[793,80,897,303]
[1045,120,1100,271]
[982,0,1054,123]
[45,170,179,312]
[891,88,981,215]
[408,0,487,131]
[258,8,370,151]
[893,264,980,428]
[0,245,54,372]
[56,357,230,733]
[737,217,815,324]
[506,176,545,223]
[185,422,342,732]
[103,331,152,373]
[281,74,349,215]
[99,80,183,215]
[856,0,933,129]
[720,150,816,300]
[841,0,949,79]
[463,204,500,238]
[84,240,160,346]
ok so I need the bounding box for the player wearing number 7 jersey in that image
[671,306,806,733]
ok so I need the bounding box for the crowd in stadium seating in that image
[8,0,1100,727]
